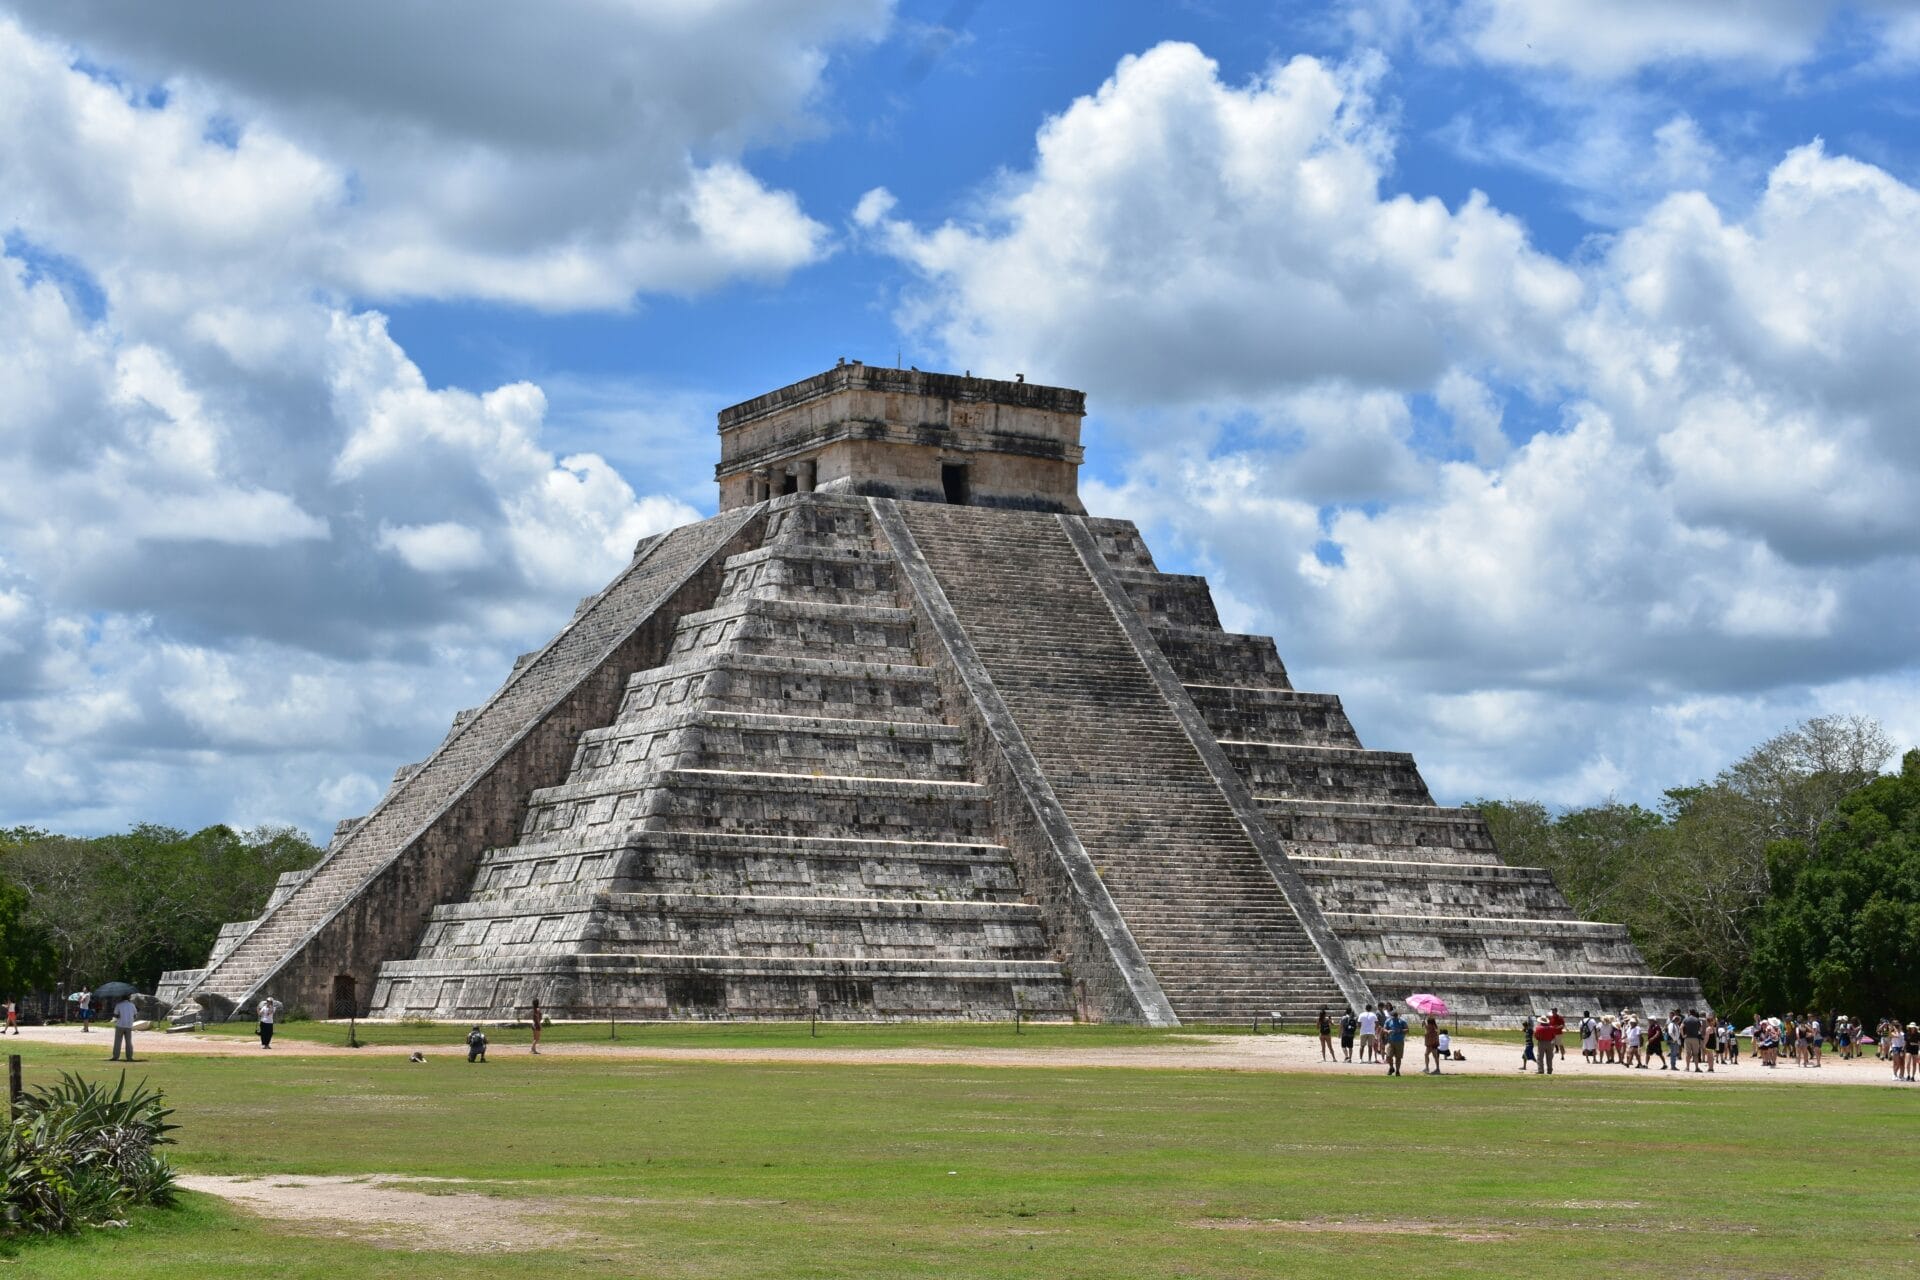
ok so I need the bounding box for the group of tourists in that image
[1572,1009,1726,1072]
[1748,1012,1920,1080]
[1318,1005,1454,1076]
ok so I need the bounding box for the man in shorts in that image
[1339,1008,1357,1062]
[1383,1006,1408,1077]
[1357,1005,1378,1063]
[1682,1010,1705,1072]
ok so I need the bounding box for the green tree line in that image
[1478,715,1918,1018]
[0,824,320,997]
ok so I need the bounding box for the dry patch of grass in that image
[176,1174,585,1253]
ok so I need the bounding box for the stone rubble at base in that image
[156,366,1706,1027]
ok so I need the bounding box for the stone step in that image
[1147,624,1292,689]
[570,708,971,785]
[616,650,945,724]
[1081,517,1159,573]
[667,597,916,664]
[758,499,881,552]
[1184,685,1363,749]
[1105,568,1223,629]
[718,543,901,608]
[466,830,1023,902]
[1260,799,1503,863]
[1227,742,1435,806]
[369,952,1076,1021]
[1292,855,1574,921]
[412,891,1054,963]
[521,768,994,845]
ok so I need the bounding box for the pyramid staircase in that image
[893,503,1353,1023]
[367,498,1074,1020]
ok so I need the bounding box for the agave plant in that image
[1,1072,178,1234]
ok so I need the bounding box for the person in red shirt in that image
[1533,1016,1560,1074]
[1548,1009,1567,1064]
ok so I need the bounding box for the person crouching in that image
[467,1025,488,1063]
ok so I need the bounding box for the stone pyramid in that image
[160,365,1706,1025]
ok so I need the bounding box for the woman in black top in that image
[1318,1006,1334,1061]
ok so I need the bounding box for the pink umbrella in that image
[1407,993,1449,1017]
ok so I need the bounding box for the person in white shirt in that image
[110,995,137,1062]
[1357,1007,1378,1063]
[257,997,282,1049]
[1624,1016,1644,1067]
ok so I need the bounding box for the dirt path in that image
[176,1174,581,1252]
[12,1024,1911,1087]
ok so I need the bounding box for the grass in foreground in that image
[2,1034,1905,1279]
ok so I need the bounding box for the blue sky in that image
[3,1,1919,839]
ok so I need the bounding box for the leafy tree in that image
[3,824,319,992]
[0,876,56,997]
[1478,716,1900,1010]
[1747,749,1920,1016]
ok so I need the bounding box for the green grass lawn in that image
[2,1033,1903,1279]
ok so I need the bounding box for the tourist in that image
[256,996,282,1049]
[1701,1014,1718,1073]
[1318,1006,1334,1062]
[1339,1007,1356,1062]
[1383,1006,1407,1077]
[1520,1016,1535,1071]
[467,1025,489,1063]
[1373,1006,1388,1062]
[1580,1011,1597,1062]
[1422,1016,1441,1074]
[1533,1015,1559,1074]
[1624,1015,1643,1068]
[1438,1026,1451,1063]
[1889,1023,1907,1080]
[4,1000,16,1035]
[1600,1015,1617,1064]
[1549,1009,1567,1061]
[1682,1010,1705,1073]
[1644,1014,1665,1069]
[1667,1010,1685,1070]
[110,992,137,1062]
[1357,1005,1378,1063]
[530,997,545,1055]
[76,989,91,1033]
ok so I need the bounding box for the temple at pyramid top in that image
[715,362,1087,513]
